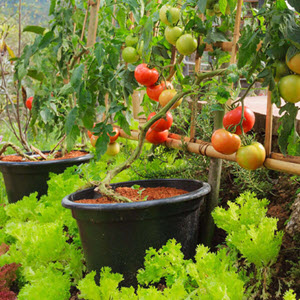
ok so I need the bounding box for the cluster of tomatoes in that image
[134,63,183,145]
[88,127,121,156]
[211,106,266,170]
[122,35,143,64]
[277,48,300,104]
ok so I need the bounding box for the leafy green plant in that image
[212,191,283,298]
[77,240,245,300]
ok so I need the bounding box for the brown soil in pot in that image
[0,151,88,162]
[75,186,189,204]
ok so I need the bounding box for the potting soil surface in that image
[75,186,189,204]
[0,150,88,162]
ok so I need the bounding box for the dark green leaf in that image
[95,134,110,160]
[197,0,207,13]
[27,69,45,82]
[23,26,46,35]
[65,107,78,135]
[71,64,85,90]
[152,45,170,59]
[59,83,74,95]
[286,45,300,62]
[286,23,300,49]
[116,112,131,135]
[38,31,55,50]
[49,0,56,15]
[278,104,299,155]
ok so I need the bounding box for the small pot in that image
[0,151,93,203]
[62,178,210,286]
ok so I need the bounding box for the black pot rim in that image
[0,150,94,167]
[62,178,211,211]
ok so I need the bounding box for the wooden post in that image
[87,0,101,48]
[190,14,204,140]
[264,89,273,156]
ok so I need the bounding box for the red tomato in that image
[108,127,120,143]
[211,129,241,155]
[134,63,159,86]
[146,81,173,102]
[26,96,33,110]
[146,129,168,144]
[147,111,173,132]
[236,142,266,170]
[223,106,255,135]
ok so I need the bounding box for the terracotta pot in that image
[0,151,93,203]
[62,178,210,286]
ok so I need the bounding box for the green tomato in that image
[122,47,139,63]
[125,35,138,47]
[214,3,221,13]
[278,74,300,103]
[176,34,198,56]
[159,5,180,26]
[106,142,120,156]
[236,142,266,170]
[165,26,183,45]
[206,8,215,17]
[274,61,290,82]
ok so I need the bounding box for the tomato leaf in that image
[38,31,55,50]
[286,23,300,49]
[286,45,300,62]
[70,64,84,91]
[23,26,46,35]
[219,0,228,15]
[27,69,45,82]
[65,108,80,151]
[197,0,207,13]
[49,0,56,15]
[278,104,299,155]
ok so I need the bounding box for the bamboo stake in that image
[118,129,300,176]
[190,14,204,140]
[264,89,273,156]
[86,0,101,47]
[230,0,243,64]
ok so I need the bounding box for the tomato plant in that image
[25,97,33,110]
[223,106,255,135]
[176,34,198,56]
[278,75,300,103]
[236,142,266,170]
[146,81,173,102]
[134,64,159,86]
[146,129,168,145]
[159,89,182,109]
[211,129,241,155]
[147,111,173,132]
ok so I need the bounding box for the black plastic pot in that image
[62,178,211,286]
[0,151,93,203]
